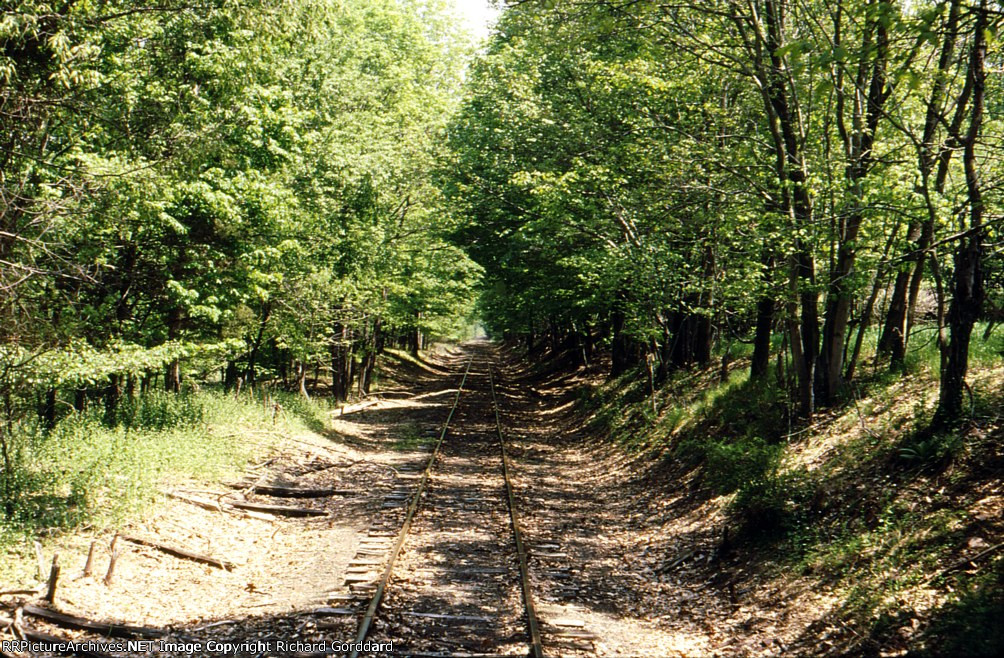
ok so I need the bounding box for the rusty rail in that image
[349,356,473,658]
[490,364,544,658]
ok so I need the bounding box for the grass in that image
[0,387,336,583]
[391,421,436,451]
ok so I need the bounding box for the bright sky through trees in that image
[455,0,499,40]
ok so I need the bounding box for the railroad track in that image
[0,348,595,658]
[343,347,550,658]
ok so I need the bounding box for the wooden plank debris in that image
[228,483,354,498]
[551,628,598,640]
[307,607,356,616]
[405,654,521,658]
[43,555,59,604]
[326,593,359,602]
[82,541,97,577]
[119,534,234,571]
[104,547,119,586]
[0,617,115,658]
[401,612,492,623]
[0,587,41,597]
[21,604,167,639]
[33,542,46,581]
[229,501,329,517]
[164,491,226,512]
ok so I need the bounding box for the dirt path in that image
[498,353,732,658]
[1,348,471,657]
[6,343,799,658]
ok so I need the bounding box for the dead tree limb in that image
[118,535,235,571]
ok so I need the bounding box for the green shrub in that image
[112,391,206,430]
[704,435,783,495]
[897,428,964,470]
[732,469,810,534]
[703,435,810,535]
[705,377,789,442]
[0,387,325,558]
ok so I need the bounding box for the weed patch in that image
[0,388,330,570]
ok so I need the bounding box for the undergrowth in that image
[578,323,1004,651]
[912,561,1004,657]
[0,388,335,580]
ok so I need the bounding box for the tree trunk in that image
[791,256,815,417]
[610,309,635,377]
[881,0,963,366]
[40,388,56,432]
[935,3,987,425]
[845,221,901,383]
[296,362,310,400]
[751,296,775,380]
[165,307,183,393]
[818,10,888,405]
[104,375,120,426]
[331,325,347,402]
[224,361,239,391]
[750,0,818,417]
[244,302,272,385]
[164,361,181,394]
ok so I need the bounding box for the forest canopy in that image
[0,0,481,416]
[442,0,1003,425]
[2,0,1003,458]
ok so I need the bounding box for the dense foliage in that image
[444,0,1003,424]
[0,0,479,410]
[0,0,483,515]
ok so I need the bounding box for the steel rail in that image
[489,364,544,658]
[349,356,474,658]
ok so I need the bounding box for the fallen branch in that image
[164,491,274,521]
[20,605,167,639]
[247,456,278,471]
[163,491,227,513]
[338,400,378,416]
[229,501,329,517]
[228,483,354,498]
[119,535,235,571]
[661,549,696,572]
[191,620,238,632]
[924,541,1004,585]
[0,587,41,597]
